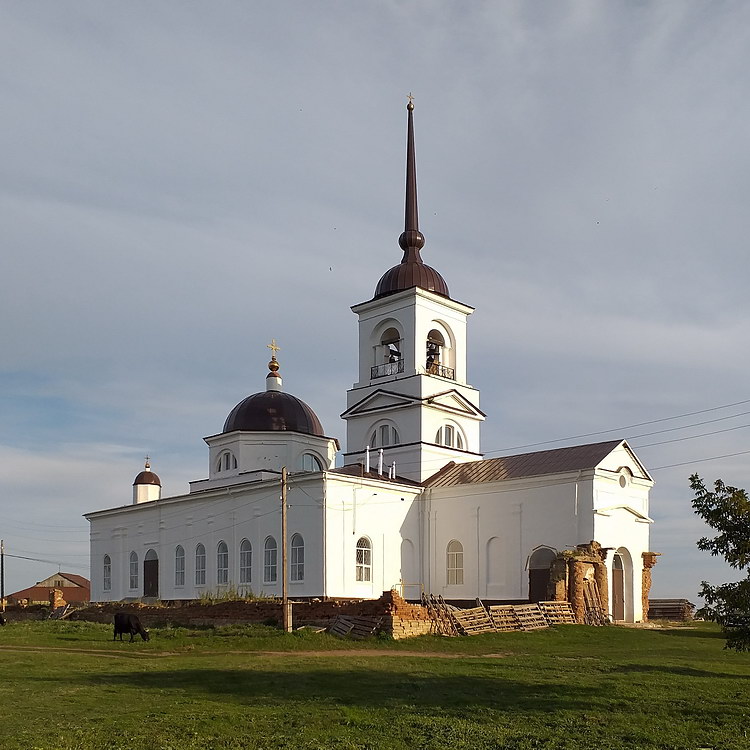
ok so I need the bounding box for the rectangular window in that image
[291,546,304,582]
[356,547,372,582]
[240,547,252,584]
[264,547,277,583]
[217,551,228,585]
[129,559,138,590]
[195,550,206,586]
[175,554,185,587]
[447,550,464,585]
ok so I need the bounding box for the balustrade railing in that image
[371,360,405,379]
[425,363,455,379]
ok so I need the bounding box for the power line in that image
[651,449,750,472]
[632,422,750,449]
[488,397,750,455]
[5,552,89,571]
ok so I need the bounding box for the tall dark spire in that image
[399,95,425,263]
[373,96,450,300]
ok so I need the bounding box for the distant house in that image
[7,572,90,606]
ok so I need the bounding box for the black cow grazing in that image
[0,613,6,626]
[113,612,150,642]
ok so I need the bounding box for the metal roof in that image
[425,439,626,487]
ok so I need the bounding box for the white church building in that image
[86,101,656,621]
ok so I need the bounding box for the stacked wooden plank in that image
[327,615,383,639]
[538,601,576,625]
[512,604,549,631]
[488,605,521,631]
[451,606,496,635]
[421,593,459,636]
[648,599,695,621]
[583,579,609,626]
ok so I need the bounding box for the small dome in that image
[223,391,324,436]
[374,259,450,299]
[133,461,161,487]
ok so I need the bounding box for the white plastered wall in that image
[322,475,423,599]
[87,474,327,602]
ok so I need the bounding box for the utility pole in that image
[1,539,5,613]
[281,467,292,632]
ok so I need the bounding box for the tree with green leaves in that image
[690,473,750,651]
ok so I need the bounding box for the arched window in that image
[435,424,464,450]
[175,546,185,587]
[300,453,323,472]
[291,533,304,582]
[264,537,278,583]
[217,541,229,585]
[355,537,372,582]
[239,539,252,584]
[195,543,206,586]
[446,540,464,585]
[103,555,111,592]
[370,423,400,448]
[129,551,139,590]
[216,451,238,473]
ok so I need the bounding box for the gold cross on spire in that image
[267,339,280,357]
[407,92,414,105]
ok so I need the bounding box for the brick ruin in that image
[548,541,659,623]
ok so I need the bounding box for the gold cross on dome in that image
[407,92,414,105]
[144,455,150,468]
[267,339,280,357]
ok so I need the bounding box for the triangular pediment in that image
[341,390,421,418]
[595,441,652,481]
[426,390,485,418]
[342,388,485,420]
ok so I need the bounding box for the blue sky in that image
[2,1,750,600]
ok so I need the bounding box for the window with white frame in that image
[215,451,238,473]
[103,554,111,592]
[217,541,229,585]
[299,453,323,472]
[355,537,372,582]
[435,424,464,450]
[446,540,464,585]
[239,539,252,584]
[129,551,139,590]
[195,543,206,586]
[264,537,278,583]
[175,545,185,587]
[290,533,304,582]
[369,423,400,448]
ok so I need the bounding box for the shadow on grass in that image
[612,664,750,679]
[653,627,726,640]
[37,666,600,714]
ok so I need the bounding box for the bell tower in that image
[342,98,484,482]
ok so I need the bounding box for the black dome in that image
[223,390,324,436]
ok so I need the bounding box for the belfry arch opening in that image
[425,326,455,379]
[371,325,404,379]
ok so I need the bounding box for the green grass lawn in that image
[0,620,748,749]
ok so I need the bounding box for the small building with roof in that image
[7,572,90,606]
[85,100,656,621]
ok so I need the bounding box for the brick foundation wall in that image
[70,590,435,635]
